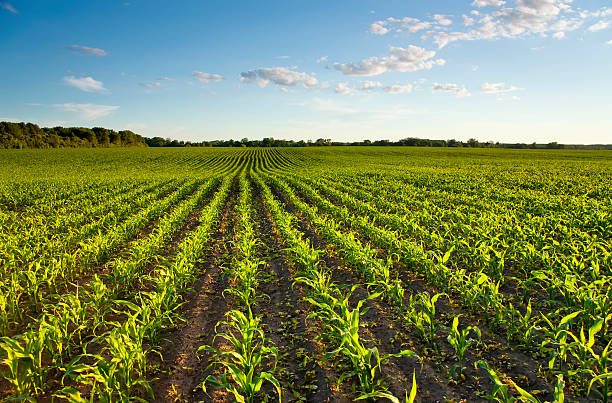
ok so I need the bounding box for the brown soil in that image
[250,177,341,403]
[150,179,237,403]
[266,177,568,402]
[286,179,575,402]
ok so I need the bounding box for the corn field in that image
[0,147,610,402]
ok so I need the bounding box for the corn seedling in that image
[447,316,481,379]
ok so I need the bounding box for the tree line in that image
[144,136,580,149]
[2,122,610,150]
[0,122,146,149]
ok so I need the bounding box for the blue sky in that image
[1,0,611,143]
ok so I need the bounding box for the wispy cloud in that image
[360,81,382,91]
[139,82,162,89]
[67,45,107,56]
[372,0,607,49]
[433,14,453,26]
[316,56,328,63]
[432,83,470,97]
[384,84,412,94]
[334,45,444,76]
[0,2,17,14]
[55,103,119,120]
[240,67,318,89]
[588,20,610,32]
[63,76,108,93]
[334,82,355,95]
[158,77,175,82]
[192,71,224,83]
[471,0,505,7]
[480,82,521,94]
[370,17,431,35]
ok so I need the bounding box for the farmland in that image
[0,147,611,402]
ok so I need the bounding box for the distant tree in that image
[447,139,461,147]
[146,137,166,147]
[546,142,564,149]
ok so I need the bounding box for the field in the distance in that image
[0,147,611,402]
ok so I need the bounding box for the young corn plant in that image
[567,317,604,393]
[0,330,49,400]
[475,360,565,403]
[200,309,281,403]
[356,369,418,403]
[405,292,445,351]
[504,300,539,350]
[587,337,612,403]
[447,316,481,379]
[308,288,418,400]
[540,310,581,375]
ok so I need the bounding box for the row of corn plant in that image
[0,177,218,400]
[200,172,282,403]
[254,172,418,402]
[0,180,182,334]
[298,173,612,399]
[52,175,234,402]
[320,173,610,336]
[274,174,577,401]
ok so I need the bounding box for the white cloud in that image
[405,0,591,48]
[334,45,444,76]
[433,14,453,26]
[276,55,290,59]
[432,83,471,97]
[139,82,162,89]
[399,17,432,32]
[472,0,505,7]
[240,67,318,88]
[370,17,433,35]
[607,39,612,44]
[334,82,355,95]
[192,71,224,83]
[588,21,610,32]
[481,82,521,93]
[55,103,119,120]
[0,2,17,13]
[585,8,612,18]
[463,15,476,26]
[67,45,107,56]
[63,76,107,93]
[553,31,565,39]
[370,22,389,35]
[158,77,175,81]
[383,84,413,94]
[360,81,382,90]
[0,117,20,122]
[316,56,329,63]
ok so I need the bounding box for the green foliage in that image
[447,316,481,378]
[201,310,281,403]
[0,147,610,402]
